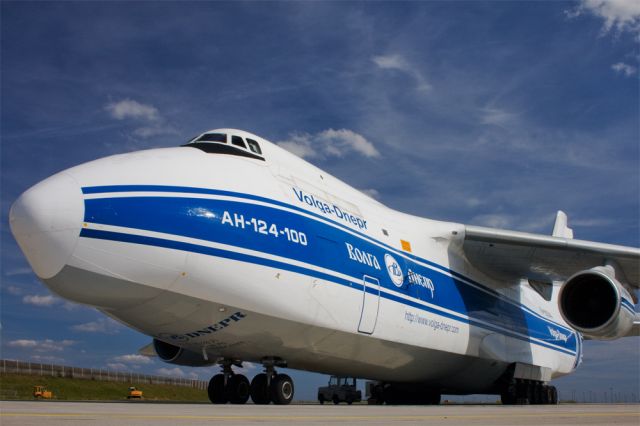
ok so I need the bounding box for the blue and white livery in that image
[10,128,639,405]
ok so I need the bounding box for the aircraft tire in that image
[250,373,270,405]
[549,386,558,405]
[333,395,340,404]
[208,374,228,404]
[271,374,294,405]
[543,386,552,405]
[226,374,250,404]
[428,391,441,405]
[532,383,547,405]
[501,383,517,405]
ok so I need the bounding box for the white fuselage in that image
[10,129,580,394]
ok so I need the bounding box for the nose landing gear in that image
[207,357,294,405]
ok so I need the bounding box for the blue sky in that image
[1,1,638,401]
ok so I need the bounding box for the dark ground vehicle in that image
[317,376,361,405]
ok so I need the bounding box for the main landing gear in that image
[207,357,294,405]
[367,383,441,405]
[500,379,558,405]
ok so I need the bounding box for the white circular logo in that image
[384,254,404,287]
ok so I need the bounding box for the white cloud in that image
[3,267,33,277]
[360,188,380,199]
[31,355,65,363]
[107,363,127,371]
[156,367,199,379]
[8,339,74,352]
[568,0,640,35]
[104,98,177,139]
[372,54,411,71]
[132,125,178,138]
[8,339,38,348]
[22,294,59,307]
[372,54,431,92]
[71,317,122,334]
[611,62,638,76]
[105,99,159,121]
[277,129,379,160]
[480,107,518,127]
[6,285,23,296]
[470,213,514,229]
[113,354,153,364]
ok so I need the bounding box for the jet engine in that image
[153,339,214,366]
[558,267,635,340]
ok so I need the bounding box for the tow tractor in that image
[317,376,361,405]
[33,385,53,399]
[127,386,143,399]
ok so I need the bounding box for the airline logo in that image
[407,269,436,298]
[548,326,569,342]
[345,242,381,270]
[292,187,368,230]
[384,254,404,287]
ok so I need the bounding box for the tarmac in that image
[1,401,639,426]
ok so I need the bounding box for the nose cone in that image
[10,172,83,279]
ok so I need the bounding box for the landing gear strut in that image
[208,357,294,405]
[207,359,250,405]
[500,379,558,405]
[250,357,294,405]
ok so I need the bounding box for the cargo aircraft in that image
[10,129,639,405]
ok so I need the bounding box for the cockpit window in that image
[231,135,247,149]
[183,133,265,161]
[246,138,262,155]
[196,133,227,143]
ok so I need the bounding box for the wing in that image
[462,222,639,289]
[462,214,640,337]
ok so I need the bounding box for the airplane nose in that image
[9,172,84,279]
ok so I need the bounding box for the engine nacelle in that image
[559,267,635,340]
[152,339,214,367]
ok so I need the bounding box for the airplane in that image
[9,128,639,405]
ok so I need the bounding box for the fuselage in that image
[10,129,580,394]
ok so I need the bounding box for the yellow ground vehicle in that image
[33,385,53,399]
[127,386,143,399]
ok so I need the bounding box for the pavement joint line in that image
[1,411,639,421]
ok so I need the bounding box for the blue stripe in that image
[621,302,636,316]
[621,298,636,312]
[80,227,577,356]
[81,184,575,336]
[81,187,578,353]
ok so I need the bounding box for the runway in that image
[1,401,639,426]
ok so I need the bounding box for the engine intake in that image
[559,267,635,340]
[153,339,214,367]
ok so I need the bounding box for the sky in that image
[1,1,639,402]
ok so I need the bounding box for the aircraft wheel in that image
[531,383,543,405]
[383,386,398,405]
[250,373,270,405]
[428,391,441,405]
[549,386,558,405]
[333,395,340,405]
[226,374,250,404]
[525,382,535,404]
[208,374,228,404]
[543,386,552,405]
[501,382,517,405]
[271,373,294,405]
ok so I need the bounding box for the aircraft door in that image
[357,275,380,334]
